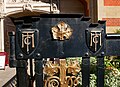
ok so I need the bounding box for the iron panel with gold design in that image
[12,14,106,59]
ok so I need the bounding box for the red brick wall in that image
[102,18,120,26]
[104,0,120,6]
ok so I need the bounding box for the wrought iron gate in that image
[9,14,120,87]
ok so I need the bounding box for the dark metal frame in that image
[8,14,120,87]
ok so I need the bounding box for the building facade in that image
[98,0,120,33]
[0,0,119,54]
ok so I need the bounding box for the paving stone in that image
[0,66,16,86]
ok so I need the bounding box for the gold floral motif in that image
[51,21,73,40]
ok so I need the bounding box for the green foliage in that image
[90,57,97,87]
[67,57,120,87]
[104,68,120,87]
[90,74,97,87]
[90,57,120,87]
[115,29,120,33]
[90,57,97,74]
[104,56,120,87]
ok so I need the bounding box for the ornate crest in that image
[51,21,73,40]
[18,29,39,54]
[86,28,104,53]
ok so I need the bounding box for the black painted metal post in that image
[16,60,29,87]
[29,59,34,87]
[8,32,16,67]
[82,57,90,87]
[35,59,43,87]
[97,55,104,87]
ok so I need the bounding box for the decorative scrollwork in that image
[44,76,60,87]
[44,59,81,87]
[66,76,80,87]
